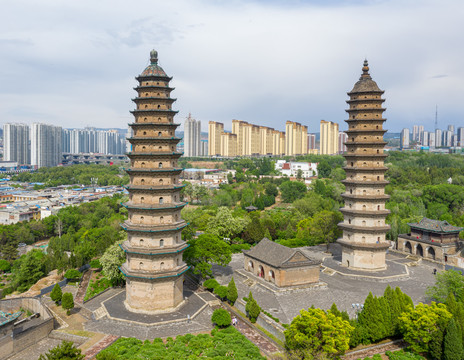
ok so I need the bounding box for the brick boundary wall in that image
[342,340,407,360]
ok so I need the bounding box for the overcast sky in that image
[1,0,463,133]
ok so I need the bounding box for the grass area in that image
[84,271,111,301]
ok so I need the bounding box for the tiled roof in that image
[409,217,464,233]
[243,238,320,268]
[349,60,382,93]
[0,311,21,327]
[141,64,167,77]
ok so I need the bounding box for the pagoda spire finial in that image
[150,49,158,64]
[360,59,372,80]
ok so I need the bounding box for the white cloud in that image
[0,0,463,132]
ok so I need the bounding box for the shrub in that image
[38,340,84,360]
[227,277,238,305]
[50,284,62,304]
[89,259,102,269]
[64,269,81,281]
[211,308,231,328]
[62,292,74,315]
[0,259,11,273]
[230,244,251,253]
[214,285,228,299]
[204,278,219,291]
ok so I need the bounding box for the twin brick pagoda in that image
[337,60,391,271]
[120,50,189,313]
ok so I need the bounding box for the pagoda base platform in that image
[124,298,186,315]
[322,255,409,281]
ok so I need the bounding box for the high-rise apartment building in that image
[319,120,339,155]
[418,125,424,144]
[458,127,464,147]
[208,121,224,156]
[308,133,316,151]
[442,130,452,147]
[220,132,237,157]
[121,50,188,313]
[30,123,62,168]
[448,125,455,133]
[62,128,125,155]
[428,132,436,148]
[285,121,308,156]
[400,128,410,149]
[422,131,429,146]
[435,129,442,147]
[338,132,347,153]
[412,125,419,142]
[338,60,390,271]
[3,123,30,165]
[184,114,201,157]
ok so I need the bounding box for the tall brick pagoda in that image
[120,50,189,313]
[337,60,390,271]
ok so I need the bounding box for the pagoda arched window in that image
[143,131,147,135]
[140,196,145,203]
[145,105,148,109]
[144,117,147,122]
[159,197,164,204]
[351,162,354,167]
[348,219,351,224]
[159,146,162,150]
[142,146,146,151]
[160,216,164,224]
[377,205,381,210]
[362,220,366,226]
[362,205,366,210]
[377,149,380,154]
[352,138,354,142]
[158,162,163,168]
[158,132,162,137]
[139,262,144,270]
[140,239,144,246]
[141,162,146,168]
[146,82,149,85]
[160,239,164,247]
[157,105,161,109]
[158,117,161,122]
[350,189,352,194]
[145,93,149,96]
[160,262,164,270]
[376,125,379,129]
[159,179,163,184]
[157,93,160,96]
[141,179,145,184]
[377,176,380,180]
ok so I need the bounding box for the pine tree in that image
[429,328,444,360]
[395,287,413,313]
[358,292,386,343]
[379,296,392,338]
[384,285,401,336]
[329,303,342,318]
[227,277,238,305]
[444,318,463,360]
[50,284,62,304]
[445,293,458,317]
[62,292,74,316]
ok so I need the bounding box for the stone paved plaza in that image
[213,244,437,324]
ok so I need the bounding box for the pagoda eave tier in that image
[120,263,189,281]
[337,239,390,250]
[132,97,177,103]
[343,166,388,172]
[130,109,179,115]
[124,184,185,191]
[127,152,183,158]
[340,208,390,216]
[345,119,386,123]
[122,201,188,211]
[129,122,181,127]
[128,138,181,145]
[346,98,385,104]
[342,179,389,186]
[134,85,175,91]
[346,108,387,113]
[338,223,391,232]
[136,74,172,81]
[125,167,183,175]
[347,89,385,96]
[341,194,390,200]
[121,241,189,255]
[121,220,188,233]
[345,129,387,135]
[343,153,389,159]
[345,141,387,146]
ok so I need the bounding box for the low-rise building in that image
[397,218,463,263]
[243,238,321,287]
[275,161,318,178]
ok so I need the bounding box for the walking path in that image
[75,270,92,304]
[83,334,119,359]
[231,311,281,358]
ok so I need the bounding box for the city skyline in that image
[1,1,463,132]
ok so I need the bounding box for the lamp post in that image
[352,303,363,319]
